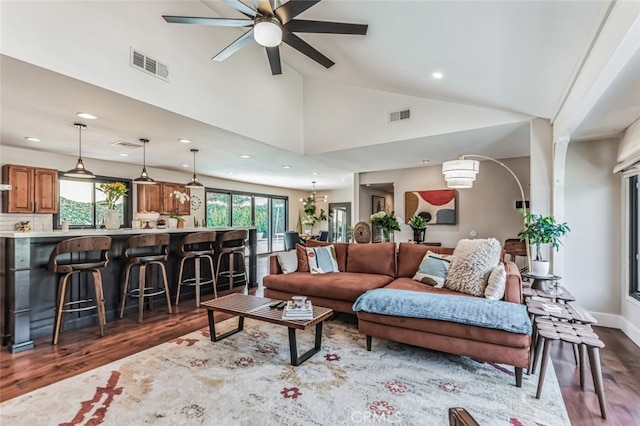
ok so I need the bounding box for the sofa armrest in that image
[269,255,283,275]
[503,260,522,304]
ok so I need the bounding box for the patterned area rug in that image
[1,315,569,425]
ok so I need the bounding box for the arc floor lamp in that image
[442,154,531,273]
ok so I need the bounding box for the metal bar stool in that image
[215,229,248,291]
[176,231,217,307]
[120,233,173,323]
[47,236,112,345]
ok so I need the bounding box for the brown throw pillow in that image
[296,244,309,272]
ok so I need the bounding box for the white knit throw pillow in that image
[444,238,502,297]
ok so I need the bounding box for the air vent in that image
[389,108,411,123]
[130,47,169,80]
[110,140,142,149]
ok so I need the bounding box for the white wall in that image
[358,158,530,247]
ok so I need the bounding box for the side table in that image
[522,284,576,304]
[521,272,561,292]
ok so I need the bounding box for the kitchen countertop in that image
[0,226,256,238]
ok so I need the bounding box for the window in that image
[205,188,288,254]
[630,175,639,301]
[57,176,132,229]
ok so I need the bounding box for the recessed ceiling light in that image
[240,155,250,159]
[432,72,443,79]
[421,159,431,164]
[182,164,190,167]
[227,172,234,175]
[282,165,291,169]
[119,153,129,157]
[340,178,346,181]
[178,139,192,144]
[312,172,319,176]
[24,137,40,142]
[76,112,97,119]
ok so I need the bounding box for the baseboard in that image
[592,311,640,348]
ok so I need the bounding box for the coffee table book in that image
[282,301,314,320]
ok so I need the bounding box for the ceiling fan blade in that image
[285,20,368,35]
[163,15,253,27]
[223,0,257,18]
[274,0,320,24]
[266,46,282,75]
[254,0,274,16]
[212,29,255,62]
[282,32,334,69]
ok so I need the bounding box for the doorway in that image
[329,202,351,242]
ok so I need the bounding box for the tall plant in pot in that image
[518,213,570,276]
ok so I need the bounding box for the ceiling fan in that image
[163,0,368,75]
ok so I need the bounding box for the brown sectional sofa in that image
[263,241,530,386]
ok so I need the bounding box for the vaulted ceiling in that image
[1,1,637,190]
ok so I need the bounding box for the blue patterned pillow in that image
[306,245,339,274]
[412,251,454,287]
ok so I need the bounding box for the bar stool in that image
[176,231,217,307]
[215,229,248,291]
[47,236,112,345]
[120,233,173,323]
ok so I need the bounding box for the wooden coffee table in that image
[201,294,333,366]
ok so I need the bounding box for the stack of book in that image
[541,303,562,314]
[282,300,314,320]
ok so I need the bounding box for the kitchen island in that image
[0,227,257,353]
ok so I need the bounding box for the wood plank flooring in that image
[1,257,639,424]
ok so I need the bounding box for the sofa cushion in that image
[347,242,396,277]
[385,277,470,297]
[306,245,339,274]
[445,238,502,297]
[412,251,455,287]
[276,251,298,274]
[306,240,348,272]
[263,272,393,301]
[396,243,454,278]
[352,288,531,335]
[485,263,507,300]
[296,244,310,272]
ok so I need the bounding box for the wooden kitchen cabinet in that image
[2,164,59,213]
[136,182,189,215]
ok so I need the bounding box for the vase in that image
[303,223,313,235]
[168,218,178,229]
[412,228,425,244]
[177,220,185,229]
[382,229,393,243]
[104,209,120,230]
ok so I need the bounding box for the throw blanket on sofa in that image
[352,288,531,335]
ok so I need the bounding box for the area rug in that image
[1,316,569,425]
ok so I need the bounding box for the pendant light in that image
[185,148,204,188]
[65,123,95,178]
[133,138,156,184]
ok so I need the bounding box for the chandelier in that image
[300,181,327,204]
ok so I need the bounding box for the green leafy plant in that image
[302,196,327,226]
[408,215,427,229]
[97,182,128,210]
[169,213,184,222]
[370,210,401,234]
[518,213,570,261]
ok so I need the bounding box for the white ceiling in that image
[1,0,637,191]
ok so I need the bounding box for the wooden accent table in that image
[201,294,333,366]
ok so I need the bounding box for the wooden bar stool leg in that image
[160,262,172,314]
[528,319,538,374]
[138,264,146,323]
[91,270,105,336]
[194,257,201,307]
[120,265,132,319]
[535,337,552,399]
[176,257,187,305]
[229,253,235,290]
[52,275,69,345]
[587,346,607,419]
[95,271,107,326]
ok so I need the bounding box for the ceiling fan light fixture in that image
[65,123,96,179]
[254,17,282,47]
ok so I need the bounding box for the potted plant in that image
[169,213,185,229]
[97,182,128,230]
[370,210,401,242]
[408,215,427,243]
[518,212,570,276]
[301,196,327,234]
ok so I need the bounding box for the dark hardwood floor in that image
[1,257,639,425]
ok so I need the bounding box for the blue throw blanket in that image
[352,288,531,335]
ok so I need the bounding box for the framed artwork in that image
[404,189,456,224]
[372,195,385,213]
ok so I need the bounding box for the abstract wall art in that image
[404,189,457,225]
